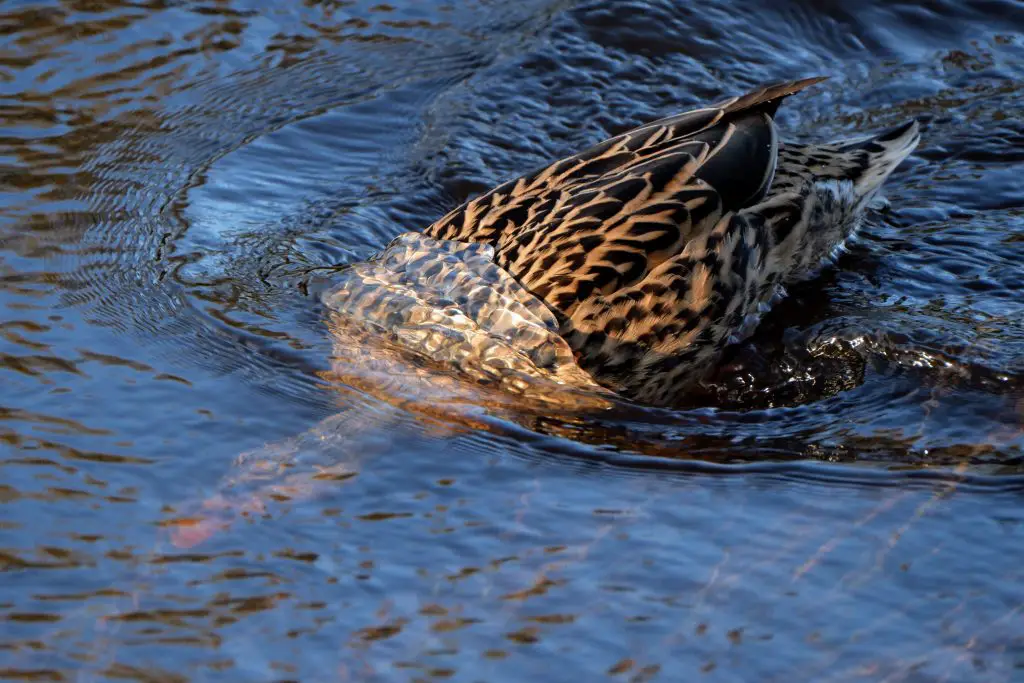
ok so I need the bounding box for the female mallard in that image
[173,79,921,545]
[325,77,919,407]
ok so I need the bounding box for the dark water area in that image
[2,0,1024,680]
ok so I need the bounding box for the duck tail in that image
[838,119,921,204]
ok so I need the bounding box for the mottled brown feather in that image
[327,77,918,406]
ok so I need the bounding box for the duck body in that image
[326,77,920,407]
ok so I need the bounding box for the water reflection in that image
[8,445,1024,681]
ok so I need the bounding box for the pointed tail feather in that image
[715,76,829,118]
[839,119,921,203]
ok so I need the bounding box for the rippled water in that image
[2,0,1023,680]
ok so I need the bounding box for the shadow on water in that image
[2,0,1024,680]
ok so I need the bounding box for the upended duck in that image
[323,77,919,408]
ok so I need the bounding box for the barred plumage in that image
[324,77,920,406]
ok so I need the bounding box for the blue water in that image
[2,0,1023,680]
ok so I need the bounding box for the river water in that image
[2,1,1023,680]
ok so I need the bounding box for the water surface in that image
[2,0,1023,680]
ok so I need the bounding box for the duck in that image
[326,77,920,407]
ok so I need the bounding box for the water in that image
[2,0,1023,680]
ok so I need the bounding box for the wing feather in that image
[422,77,824,360]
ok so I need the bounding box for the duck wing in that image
[424,77,824,317]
